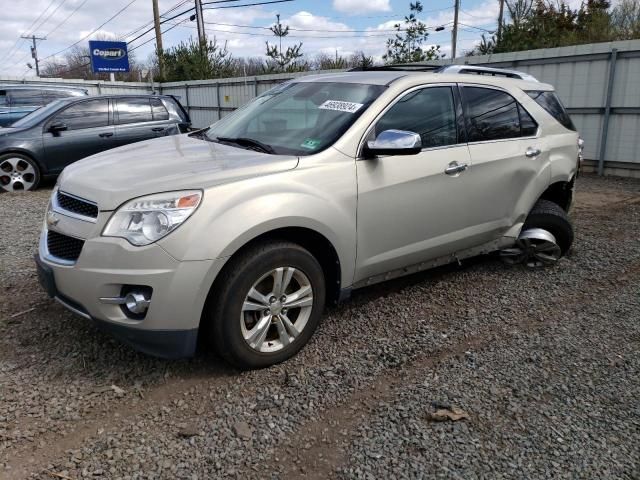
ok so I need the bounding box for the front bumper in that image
[36,227,225,359]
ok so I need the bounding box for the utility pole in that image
[451,0,460,59]
[152,0,164,79]
[194,0,206,45]
[21,34,46,77]
[497,0,505,42]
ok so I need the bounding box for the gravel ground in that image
[0,174,638,479]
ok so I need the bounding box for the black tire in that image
[0,153,41,192]
[204,241,326,369]
[523,199,574,254]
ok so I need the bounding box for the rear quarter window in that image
[526,91,576,131]
[150,98,170,121]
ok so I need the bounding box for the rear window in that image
[526,91,576,131]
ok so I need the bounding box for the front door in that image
[42,98,114,173]
[356,85,479,282]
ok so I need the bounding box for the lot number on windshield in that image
[319,100,364,113]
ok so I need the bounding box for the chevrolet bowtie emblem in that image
[46,211,60,227]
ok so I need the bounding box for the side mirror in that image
[363,129,422,157]
[49,122,67,133]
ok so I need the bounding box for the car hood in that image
[58,133,299,210]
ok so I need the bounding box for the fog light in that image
[124,292,150,314]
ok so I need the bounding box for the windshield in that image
[205,82,385,155]
[10,99,70,128]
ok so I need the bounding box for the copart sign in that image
[89,40,130,73]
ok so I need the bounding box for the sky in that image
[0,0,503,78]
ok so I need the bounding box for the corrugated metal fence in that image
[2,39,640,176]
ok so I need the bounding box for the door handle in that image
[151,127,165,132]
[525,147,541,158]
[99,132,113,138]
[444,161,468,175]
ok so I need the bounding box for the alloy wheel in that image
[500,228,562,268]
[0,157,37,192]
[240,267,314,353]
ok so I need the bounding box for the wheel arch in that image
[206,226,343,309]
[537,176,575,212]
[0,148,47,175]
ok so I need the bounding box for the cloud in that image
[332,0,391,14]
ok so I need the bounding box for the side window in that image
[9,89,44,107]
[463,87,524,141]
[375,86,458,148]
[519,105,538,136]
[0,90,7,107]
[526,90,576,131]
[117,98,153,124]
[150,98,170,121]
[51,99,109,130]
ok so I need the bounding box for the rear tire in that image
[0,153,41,192]
[523,199,574,254]
[500,199,574,268]
[204,241,326,369]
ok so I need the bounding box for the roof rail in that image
[437,65,539,82]
[348,63,539,81]
[347,64,441,73]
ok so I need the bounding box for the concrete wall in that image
[3,39,640,175]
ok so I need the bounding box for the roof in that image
[48,93,172,103]
[292,71,554,91]
[0,83,88,92]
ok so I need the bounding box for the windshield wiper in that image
[215,136,275,154]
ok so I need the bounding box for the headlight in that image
[103,190,202,246]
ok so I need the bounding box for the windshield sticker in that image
[301,138,322,150]
[318,100,364,114]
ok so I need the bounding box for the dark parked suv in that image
[0,84,88,127]
[0,94,190,191]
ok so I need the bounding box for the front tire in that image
[0,153,41,192]
[205,241,326,369]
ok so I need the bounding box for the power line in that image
[45,0,91,37]
[22,0,59,37]
[129,18,189,52]
[39,0,140,63]
[293,6,455,20]
[31,0,70,35]
[201,20,410,33]
[171,20,452,39]
[202,0,295,9]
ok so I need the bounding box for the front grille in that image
[57,191,98,219]
[47,231,85,262]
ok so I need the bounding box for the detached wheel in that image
[500,199,574,268]
[0,153,40,192]
[206,241,326,369]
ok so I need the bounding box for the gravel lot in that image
[0,174,639,479]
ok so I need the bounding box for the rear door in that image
[114,97,172,147]
[42,98,115,173]
[460,85,549,233]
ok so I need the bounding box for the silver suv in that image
[36,67,581,369]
